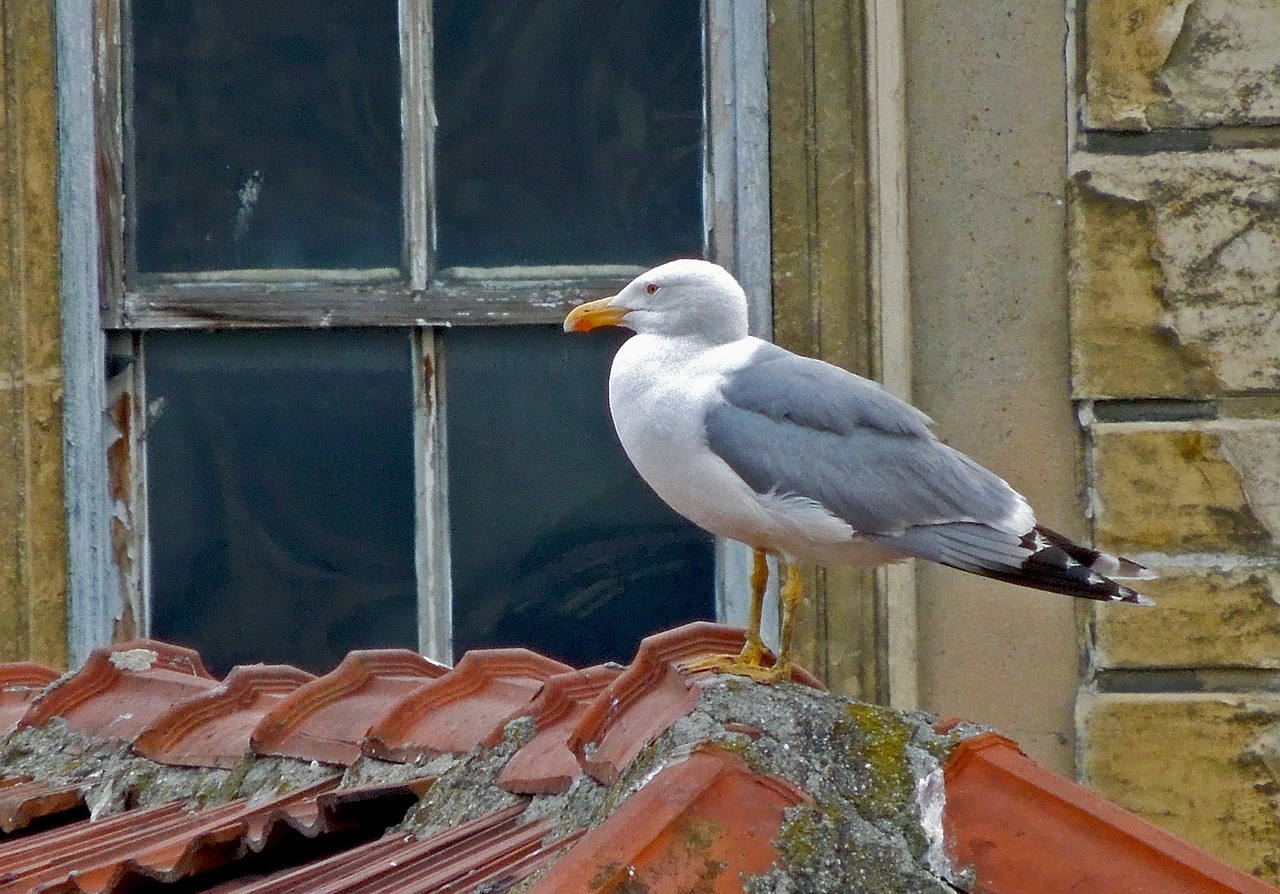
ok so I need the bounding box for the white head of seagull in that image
[564,259,749,344]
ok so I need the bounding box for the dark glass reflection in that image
[145,330,416,675]
[434,0,704,267]
[130,0,402,272]
[444,326,714,666]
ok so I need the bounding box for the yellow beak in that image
[564,297,630,332]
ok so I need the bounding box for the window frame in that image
[57,0,773,668]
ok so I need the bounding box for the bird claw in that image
[681,644,791,684]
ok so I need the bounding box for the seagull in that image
[564,259,1153,683]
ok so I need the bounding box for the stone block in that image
[1078,690,1280,881]
[1090,420,1280,555]
[1070,150,1280,398]
[1084,0,1280,130]
[1091,565,1280,669]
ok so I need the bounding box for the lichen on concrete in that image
[0,719,340,817]
[396,717,534,838]
[0,719,235,816]
[527,679,973,893]
[684,679,969,893]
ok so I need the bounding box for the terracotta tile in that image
[497,664,624,795]
[132,664,317,769]
[21,640,215,742]
[568,622,821,786]
[0,775,436,894]
[362,648,573,763]
[197,803,570,894]
[252,650,448,766]
[0,663,59,736]
[0,800,193,893]
[526,743,807,894]
[0,780,328,891]
[944,731,1280,894]
[0,777,86,834]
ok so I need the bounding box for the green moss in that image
[836,702,912,819]
[708,731,752,754]
[777,804,822,866]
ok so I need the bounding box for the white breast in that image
[607,334,876,563]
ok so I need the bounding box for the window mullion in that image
[402,0,434,289]
[408,0,450,663]
[413,328,452,664]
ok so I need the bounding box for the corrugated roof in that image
[0,623,1273,894]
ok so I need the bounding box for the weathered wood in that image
[116,278,627,329]
[768,0,885,702]
[60,0,119,667]
[706,0,778,653]
[403,0,432,289]
[66,0,768,671]
[413,330,451,663]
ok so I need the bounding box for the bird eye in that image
[645,283,660,295]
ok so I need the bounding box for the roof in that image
[0,622,1273,894]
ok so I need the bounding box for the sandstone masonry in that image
[1072,0,1280,881]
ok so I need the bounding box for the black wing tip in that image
[1108,583,1155,606]
[1011,526,1156,605]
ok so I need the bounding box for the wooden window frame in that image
[765,0,913,705]
[56,0,775,668]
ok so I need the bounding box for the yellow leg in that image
[739,547,769,663]
[682,546,787,682]
[775,561,805,677]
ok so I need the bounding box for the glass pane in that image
[130,1,402,273]
[434,0,703,267]
[444,326,714,666]
[145,330,416,675]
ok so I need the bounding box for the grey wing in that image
[705,346,1154,605]
[720,342,935,438]
[706,346,1028,538]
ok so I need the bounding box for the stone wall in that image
[1071,0,1280,880]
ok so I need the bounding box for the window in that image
[66,0,770,673]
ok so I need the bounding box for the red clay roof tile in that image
[567,622,822,786]
[943,731,1280,894]
[525,743,808,894]
[0,780,330,893]
[0,663,59,737]
[251,650,447,766]
[132,664,317,769]
[196,803,573,894]
[497,663,624,795]
[20,641,215,742]
[0,777,86,834]
[362,648,573,763]
[0,632,1274,894]
[0,776,436,894]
